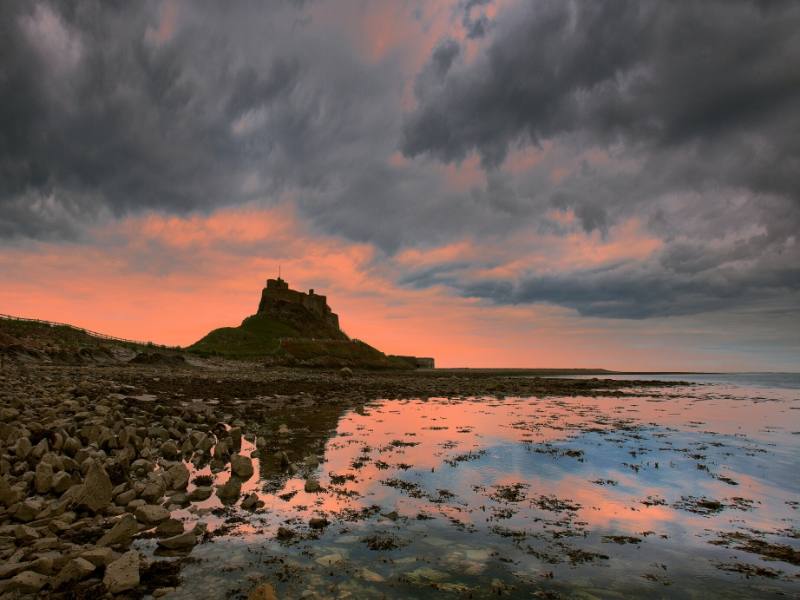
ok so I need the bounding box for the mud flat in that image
[0,362,797,598]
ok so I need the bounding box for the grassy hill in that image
[187,311,412,368]
[186,313,300,358]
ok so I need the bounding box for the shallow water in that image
[142,382,800,599]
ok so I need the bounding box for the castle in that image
[257,277,340,330]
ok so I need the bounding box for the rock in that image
[0,562,33,580]
[29,554,56,576]
[168,491,190,505]
[230,454,254,479]
[275,451,290,469]
[34,462,54,494]
[81,546,115,567]
[14,437,32,459]
[229,427,242,450]
[0,475,23,506]
[51,471,73,494]
[156,518,184,537]
[166,463,190,490]
[73,461,112,513]
[160,440,179,460]
[359,567,385,582]
[248,583,278,600]
[10,571,49,593]
[276,526,295,540]
[52,557,95,589]
[135,504,170,525]
[14,498,43,522]
[154,587,177,598]
[216,478,241,500]
[98,514,138,547]
[188,486,213,501]
[115,488,137,505]
[241,493,260,510]
[15,524,40,543]
[304,477,322,493]
[103,550,139,594]
[309,517,328,529]
[156,532,197,550]
[315,552,345,567]
[140,480,166,503]
[339,367,353,378]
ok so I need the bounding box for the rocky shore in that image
[0,361,675,598]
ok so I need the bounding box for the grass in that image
[186,313,300,358]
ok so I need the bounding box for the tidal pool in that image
[141,382,800,599]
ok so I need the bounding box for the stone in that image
[115,489,137,505]
[52,557,95,589]
[359,567,385,582]
[73,461,112,513]
[309,517,328,529]
[156,532,197,550]
[339,367,353,378]
[154,587,177,598]
[14,498,43,522]
[304,477,322,493]
[166,463,190,490]
[188,486,213,501]
[98,514,138,547]
[103,550,139,593]
[51,471,73,494]
[315,552,345,567]
[15,524,40,543]
[160,440,179,460]
[81,546,115,567]
[156,518,184,537]
[34,462,54,494]
[216,478,241,500]
[248,583,278,600]
[241,493,260,510]
[140,480,166,503]
[10,571,49,593]
[135,504,170,525]
[0,561,33,580]
[0,476,23,506]
[14,437,32,459]
[229,427,242,450]
[230,454,254,479]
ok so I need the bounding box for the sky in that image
[1,0,798,370]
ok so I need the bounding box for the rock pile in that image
[0,368,271,597]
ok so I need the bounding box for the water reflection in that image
[145,384,799,599]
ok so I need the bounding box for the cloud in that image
[1,0,798,351]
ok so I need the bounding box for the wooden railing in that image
[0,313,178,349]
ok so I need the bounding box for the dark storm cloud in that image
[403,0,800,168]
[399,0,800,318]
[1,0,799,326]
[0,0,402,240]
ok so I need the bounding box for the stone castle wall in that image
[258,278,340,330]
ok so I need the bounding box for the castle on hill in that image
[258,277,340,330]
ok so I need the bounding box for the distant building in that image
[258,277,340,330]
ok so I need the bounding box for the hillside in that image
[0,316,175,364]
[187,311,408,368]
